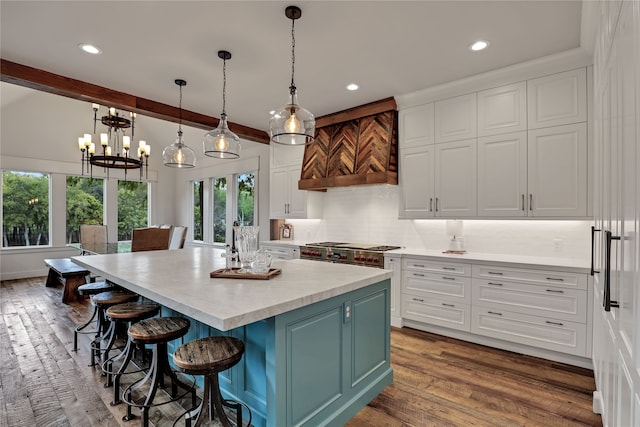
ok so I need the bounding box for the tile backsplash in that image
[286,185,591,261]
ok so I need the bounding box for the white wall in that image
[287,185,590,261]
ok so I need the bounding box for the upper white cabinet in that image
[399,139,476,218]
[477,82,527,137]
[269,144,323,219]
[434,93,477,143]
[527,68,587,129]
[527,123,587,217]
[399,103,434,148]
[477,131,528,217]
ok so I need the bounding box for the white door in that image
[477,131,527,217]
[269,166,288,218]
[435,139,477,217]
[399,146,436,218]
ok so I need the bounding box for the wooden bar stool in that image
[73,281,118,351]
[173,336,246,427]
[123,317,196,426]
[101,302,160,406]
[89,290,139,367]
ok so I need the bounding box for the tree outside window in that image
[118,180,148,241]
[213,177,227,243]
[193,180,204,241]
[2,170,50,247]
[237,173,255,226]
[66,176,104,243]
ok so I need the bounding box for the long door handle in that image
[521,194,525,211]
[529,194,533,211]
[604,230,620,311]
[591,225,601,275]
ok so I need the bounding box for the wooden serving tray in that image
[210,268,282,280]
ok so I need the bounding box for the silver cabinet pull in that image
[442,303,454,307]
[435,197,439,212]
[488,311,502,316]
[413,273,425,277]
[412,297,424,303]
[591,225,601,275]
[529,194,533,211]
[429,198,433,212]
[442,276,455,281]
[488,282,503,286]
[521,194,525,211]
[546,277,564,281]
[545,289,564,293]
[414,264,425,268]
[488,271,503,276]
[442,266,456,271]
[604,231,621,311]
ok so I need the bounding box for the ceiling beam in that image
[1,59,270,144]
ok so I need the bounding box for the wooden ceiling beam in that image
[1,59,270,144]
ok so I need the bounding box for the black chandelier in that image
[78,104,150,180]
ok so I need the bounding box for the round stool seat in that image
[92,290,138,306]
[78,281,117,296]
[174,336,245,374]
[106,302,160,321]
[128,317,190,345]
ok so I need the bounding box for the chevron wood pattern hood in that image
[299,98,398,190]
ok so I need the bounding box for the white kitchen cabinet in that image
[399,103,434,148]
[403,294,470,332]
[435,139,477,217]
[399,139,476,218]
[434,93,477,143]
[270,144,323,219]
[477,131,528,217]
[477,82,527,137]
[591,2,640,426]
[527,68,587,129]
[384,254,403,327]
[527,123,588,217]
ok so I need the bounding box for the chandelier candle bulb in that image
[100,133,108,146]
[123,136,130,149]
[88,143,95,154]
[92,103,100,110]
[78,137,85,150]
[84,134,92,144]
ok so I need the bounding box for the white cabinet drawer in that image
[403,258,471,276]
[402,294,470,332]
[403,271,471,303]
[471,306,587,356]
[472,265,587,290]
[472,279,587,323]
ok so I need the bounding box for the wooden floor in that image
[1,277,603,427]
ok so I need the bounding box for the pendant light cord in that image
[222,56,227,117]
[289,16,296,96]
[178,83,183,136]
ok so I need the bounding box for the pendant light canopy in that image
[203,50,240,159]
[163,79,196,168]
[269,5,315,146]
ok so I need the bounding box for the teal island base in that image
[163,279,392,427]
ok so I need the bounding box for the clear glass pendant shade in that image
[269,91,315,145]
[163,132,196,168]
[203,114,241,158]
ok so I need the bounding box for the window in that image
[2,170,50,247]
[117,180,148,241]
[66,176,104,243]
[213,177,227,243]
[193,180,204,241]
[237,172,255,225]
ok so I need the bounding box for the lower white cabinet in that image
[400,256,590,359]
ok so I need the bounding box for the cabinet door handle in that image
[442,266,456,271]
[488,282,503,286]
[442,303,455,307]
[442,276,455,281]
[429,198,433,212]
[412,297,425,303]
[488,271,503,276]
[546,277,564,282]
[413,273,425,277]
[545,289,564,294]
[591,225,601,275]
[604,231,621,311]
[521,194,525,211]
[529,194,533,211]
[487,311,502,316]
[435,197,439,212]
[545,320,564,326]
[414,264,425,268]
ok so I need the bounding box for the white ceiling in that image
[1,1,589,135]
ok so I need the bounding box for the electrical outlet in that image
[553,239,563,252]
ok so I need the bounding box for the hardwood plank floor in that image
[0,277,602,427]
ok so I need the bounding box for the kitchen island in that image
[72,247,393,427]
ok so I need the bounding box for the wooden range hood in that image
[299,97,398,191]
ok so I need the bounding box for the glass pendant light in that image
[163,79,196,168]
[203,50,240,159]
[269,5,315,145]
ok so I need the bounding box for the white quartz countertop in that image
[72,247,391,331]
[385,248,589,273]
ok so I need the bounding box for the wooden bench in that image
[44,258,90,303]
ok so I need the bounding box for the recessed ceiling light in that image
[79,43,102,55]
[470,40,489,51]
[346,83,359,91]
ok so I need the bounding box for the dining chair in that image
[80,224,107,255]
[169,226,188,249]
[130,227,171,252]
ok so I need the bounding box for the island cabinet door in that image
[271,279,392,427]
